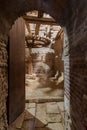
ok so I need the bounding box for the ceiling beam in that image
[46,25,51,38]
[35,24,40,35]
[35,11,43,35]
[55,28,63,40]
[25,21,31,34]
[23,15,58,25]
[38,11,43,18]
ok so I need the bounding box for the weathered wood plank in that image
[23,15,58,25]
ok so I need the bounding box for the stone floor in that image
[8,102,64,130]
[8,74,64,130]
[25,73,64,103]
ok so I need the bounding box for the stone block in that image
[48,123,64,130]
[35,103,47,127]
[46,102,60,114]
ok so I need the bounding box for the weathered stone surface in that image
[46,102,60,114]
[48,123,64,130]
[25,103,29,109]
[24,110,32,120]
[29,103,36,108]
[57,102,64,112]
[26,97,64,103]
[61,112,64,126]
[27,108,36,119]
[22,120,35,130]
[8,101,64,130]
[35,103,47,127]
[47,113,62,123]
[25,103,36,109]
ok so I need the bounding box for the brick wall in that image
[64,0,87,130]
[0,38,8,130]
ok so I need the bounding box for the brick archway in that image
[0,0,68,36]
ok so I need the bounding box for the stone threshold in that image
[26,97,64,103]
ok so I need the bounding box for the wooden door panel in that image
[8,18,25,124]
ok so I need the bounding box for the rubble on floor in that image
[25,74,64,103]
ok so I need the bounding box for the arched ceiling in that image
[0,0,69,36]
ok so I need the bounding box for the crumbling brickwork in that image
[0,38,8,130]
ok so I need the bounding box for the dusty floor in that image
[8,102,64,130]
[25,73,64,102]
[8,74,64,130]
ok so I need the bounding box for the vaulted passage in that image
[0,1,87,130]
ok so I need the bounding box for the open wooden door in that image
[8,18,25,124]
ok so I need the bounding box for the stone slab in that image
[25,103,29,109]
[47,113,62,123]
[61,112,65,125]
[27,107,36,119]
[46,102,60,114]
[29,103,36,108]
[48,123,64,130]
[24,110,34,120]
[35,103,47,127]
[57,102,64,112]
[61,112,64,119]
[22,120,35,130]
[26,97,64,103]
